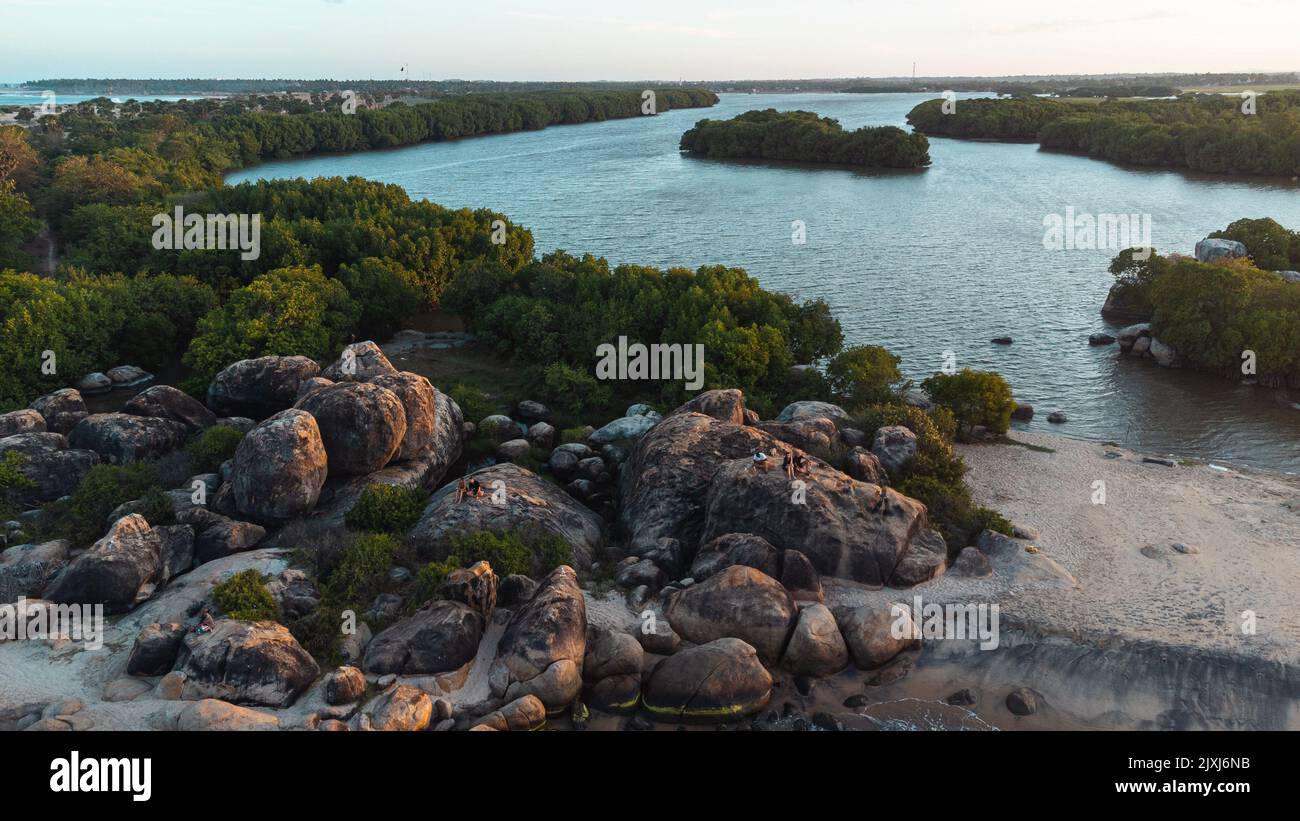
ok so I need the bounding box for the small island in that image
[679,109,931,168]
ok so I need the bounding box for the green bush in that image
[826,344,903,411]
[212,569,279,621]
[408,558,462,610]
[856,403,964,486]
[441,529,573,577]
[136,486,177,527]
[0,450,34,520]
[322,532,399,605]
[36,462,164,546]
[539,362,611,418]
[186,425,245,473]
[447,382,496,424]
[344,484,423,534]
[921,369,1015,439]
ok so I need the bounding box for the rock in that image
[29,389,88,434]
[338,623,372,667]
[514,400,551,423]
[122,385,217,432]
[1148,337,1178,367]
[590,415,657,445]
[615,557,665,590]
[1142,456,1176,467]
[775,400,850,426]
[689,532,780,582]
[107,365,153,388]
[179,619,319,708]
[583,626,644,681]
[525,421,555,449]
[1010,404,1034,421]
[217,417,255,434]
[490,566,586,712]
[478,414,523,444]
[365,684,432,731]
[637,618,681,655]
[625,403,656,418]
[1195,237,1247,263]
[77,372,112,395]
[642,638,772,723]
[1279,270,1300,283]
[0,433,98,505]
[207,355,322,419]
[177,699,280,731]
[783,604,849,677]
[1133,336,1151,355]
[949,546,992,577]
[586,673,641,713]
[295,382,407,475]
[435,560,498,622]
[294,377,334,402]
[1088,333,1115,346]
[324,666,366,705]
[495,438,533,463]
[1006,687,1038,716]
[845,447,888,484]
[362,599,484,675]
[0,538,69,603]
[835,603,917,670]
[1171,541,1199,555]
[103,677,152,702]
[870,425,917,477]
[265,569,319,619]
[947,688,978,706]
[975,530,1076,588]
[194,518,266,564]
[1012,524,1040,540]
[754,417,837,453]
[68,413,188,464]
[671,389,748,425]
[157,671,186,700]
[44,515,161,613]
[498,574,538,608]
[126,622,187,676]
[1047,411,1067,424]
[473,694,546,731]
[633,536,685,577]
[780,549,822,603]
[991,336,1013,345]
[231,409,328,524]
[369,371,437,461]
[409,463,603,571]
[0,409,45,438]
[1116,322,1151,353]
[321,341,397,382]
[664,566,797,665]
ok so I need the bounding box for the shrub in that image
[322,533,399,605]
[921,369,1015,439]
[212,569,279,621]
[442,529,573,577]
[856,403,964,486]
[136,486,177,527]
[539,362,611,418]
[37,462,164,547]
[560,426,592,445]
[187,425,245,473]
[0,450,33,520]
[973,506,1013,538]
[447,382,496,424]
[826,345,903,411]
[344,484,423,534]
[408,558,462,610]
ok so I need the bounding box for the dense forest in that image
[907,92,1300,176]
[1106,218,1300,387]
[679,109,930,168]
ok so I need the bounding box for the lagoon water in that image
[228,92,1300,472]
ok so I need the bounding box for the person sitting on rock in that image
[455,477,469,503]
[194,608,215,634]
[791,451,810,478]
[466,477,484,499]
[752,451,771,471]
[869,487,887,513]
[782,452,796,480]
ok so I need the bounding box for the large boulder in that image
[295,382,407,476]
[367,684,433,731]
[362,599,485,676]
[369,372,436,461]
[68,413,188,464]
[664,565,797,665]
[179,619,319,708]
[776,401,850,426]
[753,417,837,453]
[0,539,69,603]
[321,341,396,382]
[126,622,187,676]
[699,457,945,586]
[176,699,280,731]
[641,638,772,723]
[688,532,781,582]
[870,425,918,478]
[670,389,748,425]
[783,603,849,677]
[29,389,88,435]
[44,515,161,613]
[490,566,586,712]
[408,463,603,570]
[590,415,658,445]
[835,603,917,670]
[0,432,98,505]
[231,409,328,524]
[1195,237,1247,264]
[0,409,45,438]
[207,355,322,419]
[123,385,217,432]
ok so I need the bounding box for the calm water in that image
[228,92,1300,473]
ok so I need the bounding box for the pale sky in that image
[2,0,1297,82]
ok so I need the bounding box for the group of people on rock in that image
[751,449,810,481]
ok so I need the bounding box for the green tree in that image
[921,369,1015,439]
[826,344,902,410]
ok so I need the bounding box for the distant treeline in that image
[18,78,712,97]
[907,92,1300,176]
[680,109,930,168]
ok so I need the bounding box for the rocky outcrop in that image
[783,603,849,677]
[776,400,850,426]
[753,417,837,453]
[231,409,328,524]
[207,356,322,419]
[295,382,407,476]
[369,372,436,461]
[846,447,888,485]
[321,341,397,382]
[835,603,917,669]
[472,694,547,731]
[0,539,69,603]
[0,409,45,438]
[641,638,772,723]
[29,389,88,435]
[490,566,586,712]
[688,532,781,582]
[68,413,188,464]
[664,566,797,665]
[409,463,603,570]
[324,666,366,705]
[1195,237,1247,264]
[0,432,99,506]
[671,389,747,425]
[126,622,187,676]
[179,619,319,708]
[870,425,917,477]
[590,414,658,444]
[176,699,280,731]
[362,600,485,676]
[123,385,217,432]
[435,560,497,622]
[44,515,161,613]
[366,684,432,731]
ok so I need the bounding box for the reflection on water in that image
[228,92,1300,473]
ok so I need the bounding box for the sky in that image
[2,0,1297,83]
